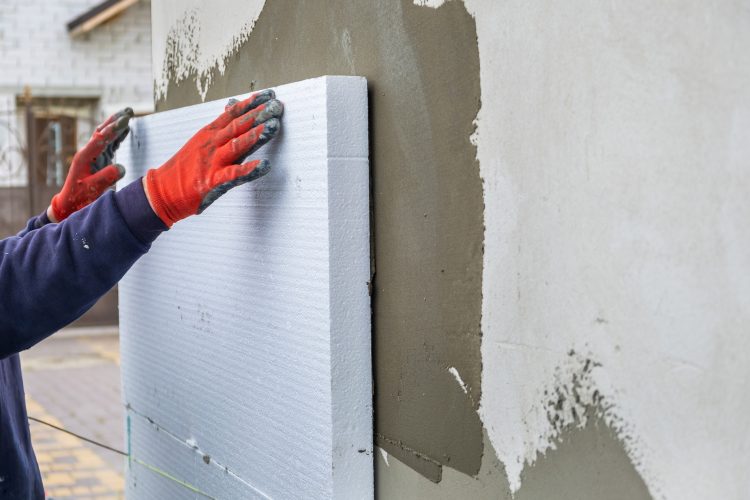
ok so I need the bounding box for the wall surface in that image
[150,1,750,499]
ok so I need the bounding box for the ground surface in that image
[21,329,125,499]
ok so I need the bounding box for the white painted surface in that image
[117,76,372,499]
[151,0,266,101]
[417,1,750,498]
[0,0,153,186]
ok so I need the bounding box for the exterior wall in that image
[150,1,750,499]
[0,0,153,115]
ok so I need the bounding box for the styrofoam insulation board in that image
[116,76,372,499]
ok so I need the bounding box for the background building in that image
[0,0,152,325]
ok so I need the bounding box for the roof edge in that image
[67,0,139,36]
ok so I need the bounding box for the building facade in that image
[0,0,152,324]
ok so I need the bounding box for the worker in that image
[0,89,283,499]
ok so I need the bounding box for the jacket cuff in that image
[114,178,168,245]
[32,208,52,229]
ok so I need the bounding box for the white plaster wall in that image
[0,0,153,185]
[151,0,266,101]
[457,2,750,498]
[153,1,750,498]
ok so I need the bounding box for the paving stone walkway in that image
[21,331,125,499]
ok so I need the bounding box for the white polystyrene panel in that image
[116,76,371,499]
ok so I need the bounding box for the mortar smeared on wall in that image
[153,0,266,101]
[151,0,750,498]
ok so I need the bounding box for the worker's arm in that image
[0,90,282,359]
[0,180,164,358]
[16,209,53,238]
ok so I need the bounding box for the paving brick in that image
[22,332,125,498]
[43,472,75,486]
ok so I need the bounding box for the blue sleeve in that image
[16,209,52,238]
[0,179,167,359]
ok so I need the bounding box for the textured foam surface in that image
[116,76,372,499]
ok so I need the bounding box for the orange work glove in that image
[143,89,283,227]
[49,108,134,222]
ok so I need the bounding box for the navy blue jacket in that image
[0,179,166,499]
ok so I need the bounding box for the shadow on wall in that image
[156,0,652,498]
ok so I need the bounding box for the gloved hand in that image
[48,108,134,222]
[143,89,283,227]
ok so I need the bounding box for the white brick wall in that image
[0,0,152,186]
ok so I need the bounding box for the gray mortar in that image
[156,0,651,497]
[377,418,652,500]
